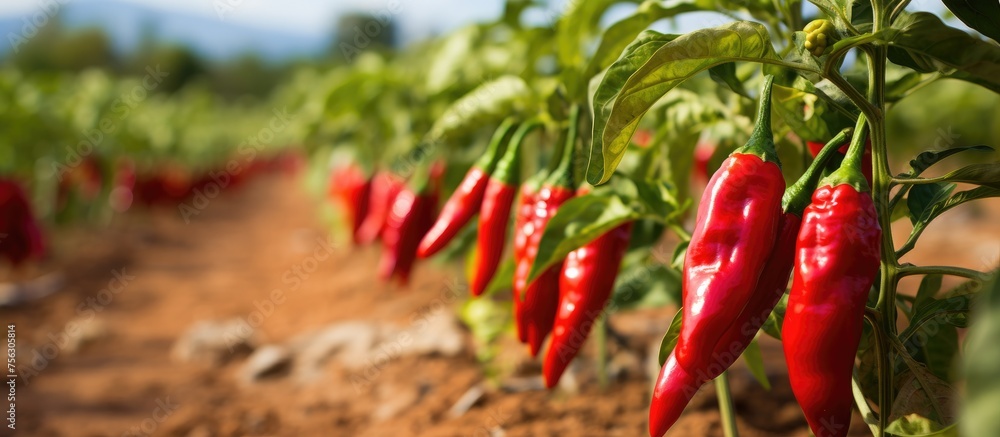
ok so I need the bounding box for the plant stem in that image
[715,371,739,437]
[852,376,881,436]
[897,265,993,280]
[596,312,609,390]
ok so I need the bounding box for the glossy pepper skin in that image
[328,164,372,245]
[0,178,46,267]
[543,221,632,388]
[470,122,539,296]
[513,106,582,356]
[515,184,574,355]
[419,120,516,258]
[674,77,785,375]
[784,125,881,436]
[378,168,440,285]
[651,214,799,436]
[357,172,405,245]
[648,129,856,437]
[511,178,543,343]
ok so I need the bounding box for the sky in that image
[0,0,506,40]
[0,0,956,47]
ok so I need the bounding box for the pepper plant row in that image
[323,0,1000,435]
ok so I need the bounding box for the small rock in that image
[63,316,108,353]
[371,383,421,422]
[172,319,255,365]
[240,345,292,383]
[393,311,463,357]
[499,376,545,393]
[448,384,485,418]
[293,321,379,379]
[608,349,643,381]
[0,272,64,307]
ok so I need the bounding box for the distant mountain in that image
[0,0,331,61]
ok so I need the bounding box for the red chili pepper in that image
[356,172,405,245]
[328,164,372,245]
[673,76,785,375]
[470,122,540,296]
[543,221,632,387]
[649,129,854,436]
[692,141,715,183]
[785,124,881,437]
[378,166,441,286]
[514,106,581,356]
[0,178,46,267]
[511,176,544,343]
[419,120,517,258]
[515,185,573,355]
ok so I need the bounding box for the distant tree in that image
[333,12,397,63]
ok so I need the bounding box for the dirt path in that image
[6,172,996,437]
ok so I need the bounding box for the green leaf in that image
[428,75,533,140]
[900,294,977,353]
[904,145,994,176]
[884,12,1000,93]
[741,339,771,390]
[708,63,750,98]
[526,182,678,284]
[612,260,681,309]
[891,201,911,223]
[583,0,706,81]
[658,307,684,366]
[426,25,481,94]
[916,274,944,310]
[589,30,680,184]
[889,366,957,430]
[940,0,1000,43]
[908,183,957,226]
[770,82,832,142]
[887,414,958,436]
[928,163,1000,189]
[760,293,789,340]
[588,22,803,185]
[962,276,1000,436]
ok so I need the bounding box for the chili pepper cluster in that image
[328,105,636,388]
[650,77,881,437]
[327,76,882,437]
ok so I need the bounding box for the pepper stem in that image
[734,75,780,165]
[821,115,870,192]
[494,120,544,185]
[781,127,852,215]
[715,371,739,437]
[544,105,581,188]
[474,117,518,171]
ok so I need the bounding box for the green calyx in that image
[734,75,780,166]
[544,104,581,188]
[494,120,544,186]
[821,116,871,192]
[474,117,519,171]
[782,127,852,215]
[804,19,835,57]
